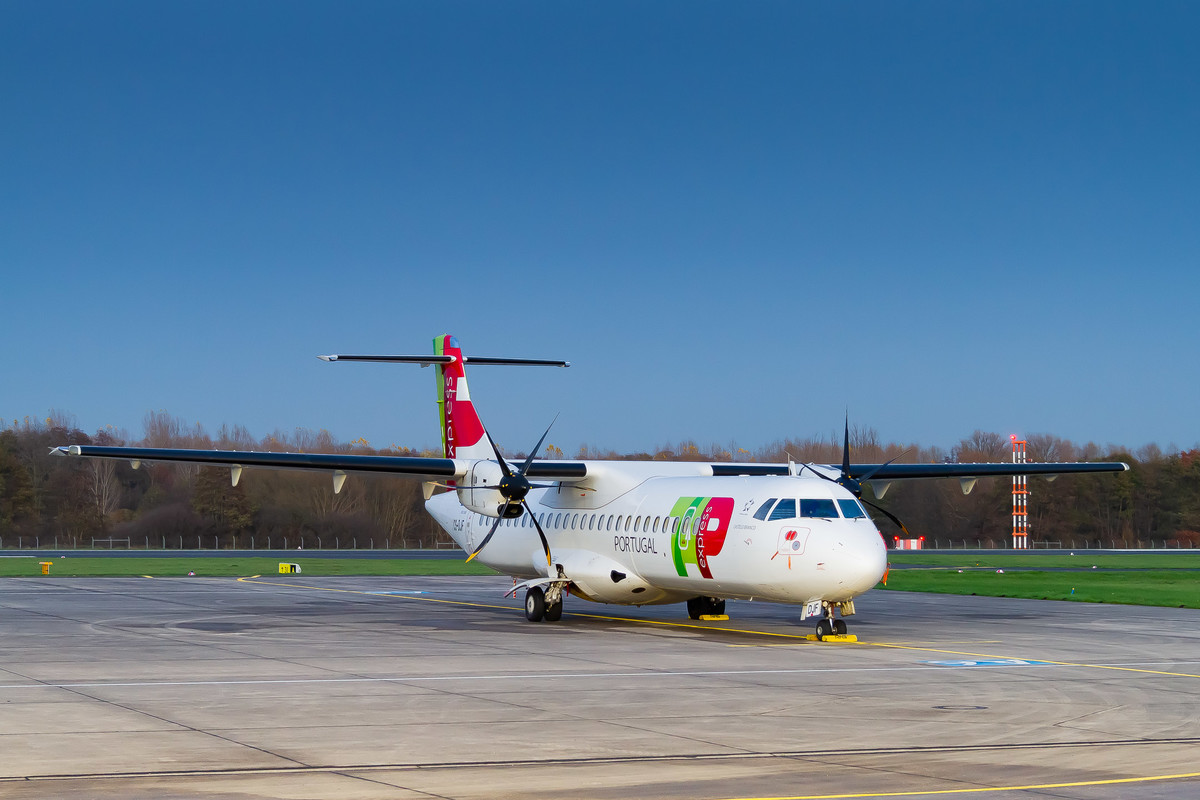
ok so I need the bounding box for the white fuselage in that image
[426,466,888,609]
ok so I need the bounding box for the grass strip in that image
[880,569,1200,608]
[0,557,498,578]
[887,552,1200,569]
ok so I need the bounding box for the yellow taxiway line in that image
[717,769,1200,799]
[235,575,1200,679]
[234,575,1200,798]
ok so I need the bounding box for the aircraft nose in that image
[828,524,888,595]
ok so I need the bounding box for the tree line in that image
[2,411,1197,550]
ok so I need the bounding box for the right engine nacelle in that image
[457,460,512,517]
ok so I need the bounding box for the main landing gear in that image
[687,596,726,620]
[524,584,565,622]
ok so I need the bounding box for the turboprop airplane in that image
[52,335,1128,637]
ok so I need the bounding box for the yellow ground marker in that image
[717,769,1200,800]
[235,576,1200,678]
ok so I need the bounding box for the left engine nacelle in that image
[457,460,519,517]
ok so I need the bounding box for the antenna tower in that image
[1011,435,1028,549]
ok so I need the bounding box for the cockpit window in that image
[753,499,777,521]
[837,499,867,518]
[800,499,839,518]
[768,498,796,520]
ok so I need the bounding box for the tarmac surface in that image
[2,574,1199,799]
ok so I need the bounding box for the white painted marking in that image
[3,660,1198,693]
[922,658,1051,667]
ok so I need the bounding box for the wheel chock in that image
[699,614,730,621]
[806,633,858,642]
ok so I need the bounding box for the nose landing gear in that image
[813,600,855,641]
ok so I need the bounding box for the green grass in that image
[0,556,498,578]
[5,552,1199,610]
[880,569,1200,608]
[887,552,1200,569]
[882,552,1200,608]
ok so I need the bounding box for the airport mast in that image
[1011,435,1028,549]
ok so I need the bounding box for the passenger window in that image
[768,499,796,521]
[671,517,680,534]
[652,517,660,533]
[837,499,867,519]
[753,499,778,521]
[633,517,641,533]
[800,499,839,518]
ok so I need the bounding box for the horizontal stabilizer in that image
[318,354,570,367]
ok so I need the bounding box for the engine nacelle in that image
[457,460,513,517]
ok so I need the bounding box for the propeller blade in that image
[862,498,911,538]
[483,426,514,478]
[856,449,912,484]
[517,414,559,477]
[523,499,553,569]
[799,462,838,484]
[842,414,852,478]
[465,502,509,562]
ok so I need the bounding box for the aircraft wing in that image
[709,461,1129,478]
[51,445,461,480]
[838,462,1128,479]
[49,445,591,483]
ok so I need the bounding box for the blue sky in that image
[4,1,1198,456]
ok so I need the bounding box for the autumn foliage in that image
[2,412,1197,550]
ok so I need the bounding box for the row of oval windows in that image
[476,511,701,535]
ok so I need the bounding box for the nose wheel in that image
[814,600,852,639]
[815,618,848,637]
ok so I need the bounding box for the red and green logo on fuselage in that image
[670,496,734,578]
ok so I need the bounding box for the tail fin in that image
[433,335,492,460]
[317,335,568,462]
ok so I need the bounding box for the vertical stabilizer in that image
[433,335,493,461]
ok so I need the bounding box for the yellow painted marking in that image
[141,575,153,579]
[234,577,1200,679]
[716,770,1200,800]
[235,576,818,639]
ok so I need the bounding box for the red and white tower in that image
[1011,435,1028,549]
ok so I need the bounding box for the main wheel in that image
[833,619,847,635]
[544,596,563,622]
[686,597,705,620]
[710,598,726,616]
[815,618,834,638]
[525,586,546,622]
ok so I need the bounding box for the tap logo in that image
[669,496,734,579]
